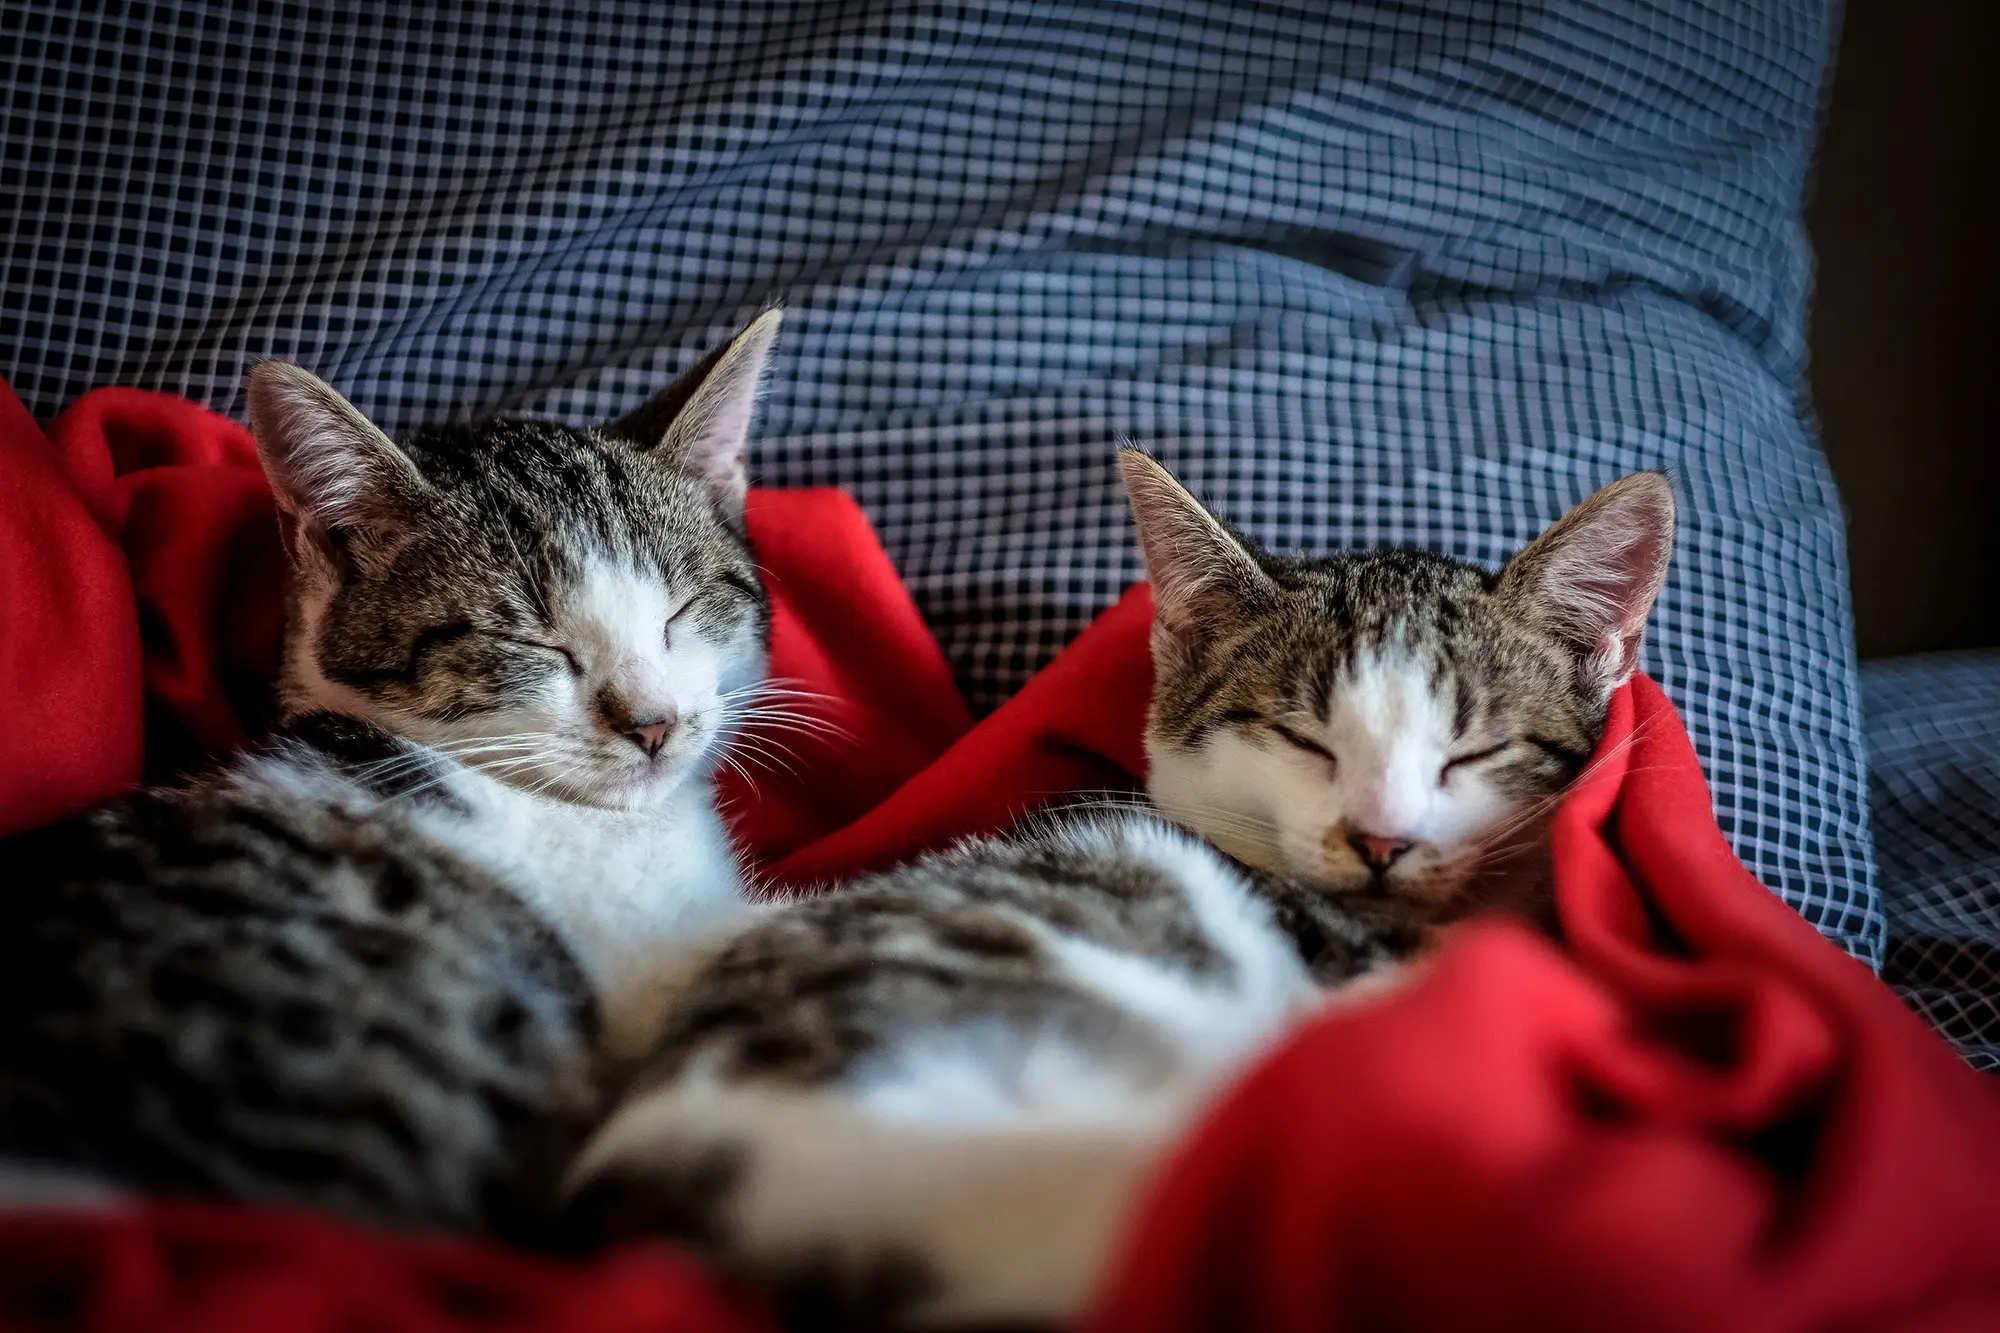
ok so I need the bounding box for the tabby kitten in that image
[564,455,1676,1325]
[0,312,783,1238]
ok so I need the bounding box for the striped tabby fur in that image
[566,456,1675,1325]
[0,312,784,1238]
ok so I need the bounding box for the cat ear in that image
[605,308,781,524]
[246,362,426,567]
[1119,451,1268,661]
[1498,472,1675,695]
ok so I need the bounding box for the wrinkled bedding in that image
[0,0,1880,960]
[0,383,1996,1333]
[1865,652,2000,1072]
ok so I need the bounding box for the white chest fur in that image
[412,766,755,1060]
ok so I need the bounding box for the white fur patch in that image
[271,548,767,1059]
[1149,647,1523,898]
[570,817,1315,1324]
[1046,820,1312,1068]
[574,1078,1171,1325]
[236,747,755,1061]
[255,354,775,1069]
[567,557,732,735]
[420,763,755,1061]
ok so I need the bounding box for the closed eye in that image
[1439,741,1511,783]
[1272,725,1336,766]
[489,632,582,677]
[718,569,763,603]
[665,588,716,641]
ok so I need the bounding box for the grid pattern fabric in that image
[1,0,1879,961]
[1863,653,2000,1071]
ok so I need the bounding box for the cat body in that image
[286,718,754,1060]
[566,455,1676,1324]
[1,719,610,1236]
[233,711,754,1059]
[0,312,785,1235]
[570,817,1415,1322]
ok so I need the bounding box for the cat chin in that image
[468,754,696,811]
[562,764,697,811]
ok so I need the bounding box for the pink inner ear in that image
[272,504,304,566]
[1617,527,1667,608]
[1123,476,1256,643]
[705,446,746,493]
[1587,631,1634,688]
[1566,512,1667,625]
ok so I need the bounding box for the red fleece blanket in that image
[2,384,1997,1332]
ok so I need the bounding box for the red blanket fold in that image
[3,385,1997,1332]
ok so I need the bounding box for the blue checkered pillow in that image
[0,0,1879,962]
[1865,653,2000,1069]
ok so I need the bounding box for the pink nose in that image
[623,713,676,759]
[1348,832,1414,872]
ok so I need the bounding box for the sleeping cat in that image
[564,453,1676,1325]
[0,312,784,1238]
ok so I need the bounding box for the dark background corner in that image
[1809,0,1999,660]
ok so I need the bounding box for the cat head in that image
[1121,453,1673,922]
[246,311,782,810]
